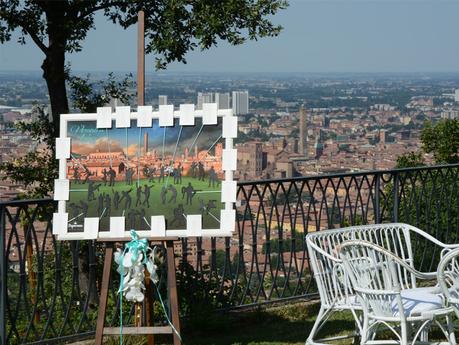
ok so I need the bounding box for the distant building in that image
[237,142,263,178]
[441,110,459,120]
[400,130,411,141]
[379,129,389,143]
[158,95,168,106]
[314,138,323,159]
[197,92,213,110]
[215,92,230,109]
[232,91,249,115]
[298,106,308,157]
[455,89,459,103]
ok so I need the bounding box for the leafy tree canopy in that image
[396,151,425,169]
[68,72,134,113]
[421,119,459,164]
[0,107,57,197]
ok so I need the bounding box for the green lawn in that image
[68,176,222,231]
[100,301,355,345]
[75,300,459,345]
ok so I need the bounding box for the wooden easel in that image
[95,237,181,345]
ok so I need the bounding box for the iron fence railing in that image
[2,163,459,344]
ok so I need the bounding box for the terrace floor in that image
[72,301,354,345]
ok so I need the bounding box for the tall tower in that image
[215,93,230,109]
[232,91,249,115]
[299,105,308,157]
[143,132,148,154]
[158,95,168,105]
[197,92,213,110]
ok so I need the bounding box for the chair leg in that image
[306,305,328,345]
[447,314,456,345]
[361,315,369,345]
[400,320,408,345]
[419,326,428,343]
[352,322,361,345]
[352,312,363,345]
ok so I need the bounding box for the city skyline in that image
[2,0,459,73]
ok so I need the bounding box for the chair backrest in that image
[306,223,418,308]
[438,247,459,316]
[339,240,408,318]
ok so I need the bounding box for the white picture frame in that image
[52,103,237,240]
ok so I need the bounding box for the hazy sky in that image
[1,0,459,73]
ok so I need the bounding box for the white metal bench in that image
[305,223,459,345]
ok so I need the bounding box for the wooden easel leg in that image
[145,268,155,345]
[95,243,114,345]
[166,240,181,345]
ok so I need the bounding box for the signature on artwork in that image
[69,124,100,139]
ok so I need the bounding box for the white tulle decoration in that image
[114,231,159,303]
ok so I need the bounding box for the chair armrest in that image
[403,223,459,250]
[339,240,438,281]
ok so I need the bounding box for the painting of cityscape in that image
[65,118,223,232]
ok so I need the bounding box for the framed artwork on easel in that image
[52,103,238,240]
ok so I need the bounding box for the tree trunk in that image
[41,4,69,138]
[42,53,68,137]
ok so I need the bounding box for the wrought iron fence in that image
[2,163,459,344]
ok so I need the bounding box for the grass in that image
[68,176,222,231]
[98,301,355,345]
[79,300,459,345]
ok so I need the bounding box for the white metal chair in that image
[339,240,456,345]
[438,247,459,318]
[306,223,459,345]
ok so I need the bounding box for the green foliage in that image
[176,260,239,315]
[421,119,459,164]
[381,164,459,272]
[236,128,272,143]
[261,230,303,254]
[68,73,134,113]
[0,107,57,197]
[396,151,425,168]
[7,241,100,343]
[389,121,459,272]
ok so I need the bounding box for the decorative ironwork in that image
[2,163,459,344]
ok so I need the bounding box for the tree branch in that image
[22,25,48,53]
[78,1,128,19]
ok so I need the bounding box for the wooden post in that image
[24,222,39,323]
[95,243,114,345]
[137,10,145,107]
[136,9,148,334]
[166,240,181,345]
[25,241,39,323]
